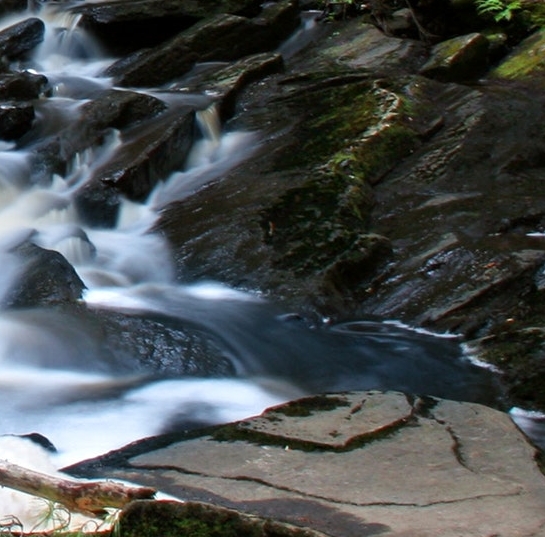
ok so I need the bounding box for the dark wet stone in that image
[91,106,196,200]
[74,180,121,228]
[5,242,85,308]
[0,102,35,140]
[0,71,48,100]
[0,0,27,18]
[105,42,198,88]
[185,52,284,121]
[0,17,45,60]
[72,0,263,54]
[106,0,299,88]
[32,89,167,184]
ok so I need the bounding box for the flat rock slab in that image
[92,391,545,537]
[232,391,413,449]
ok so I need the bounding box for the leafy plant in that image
[475,0,522,22]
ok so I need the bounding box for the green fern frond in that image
[475,0,521,21]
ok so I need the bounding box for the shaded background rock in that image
[105,0,299,88]
[71,0,264,54]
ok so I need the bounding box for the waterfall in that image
[0,2,535,479]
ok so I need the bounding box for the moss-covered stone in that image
[117,501,327,537]
[419,32,490,82]
[521,0,545,29]
[261,75,417,280]
[491,28,545,79]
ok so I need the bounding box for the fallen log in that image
[0,460,156,517]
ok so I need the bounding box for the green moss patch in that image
[270,394,350,417]
[118,501,324,537]
[261,75,417,278]
[491,28,545,79]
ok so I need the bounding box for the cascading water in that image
[0,2,540,482]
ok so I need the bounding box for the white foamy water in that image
[0,2,273,471]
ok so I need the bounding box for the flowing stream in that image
[0,3,541,473]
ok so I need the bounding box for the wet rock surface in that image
[0,1,543,532]
[70,391,545,537]
[0,17,44,60]
[4,242,86,307]
[153,14,545,413]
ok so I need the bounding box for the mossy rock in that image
[117,501,330,537]
[419,32,490,82]
[491,28,545,80]
[520,0,545,30]
[261,75,417,278]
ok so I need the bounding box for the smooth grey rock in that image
[235,391,412,448]
[84,391,545,537]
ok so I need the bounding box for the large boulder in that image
[68,391,545,537]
